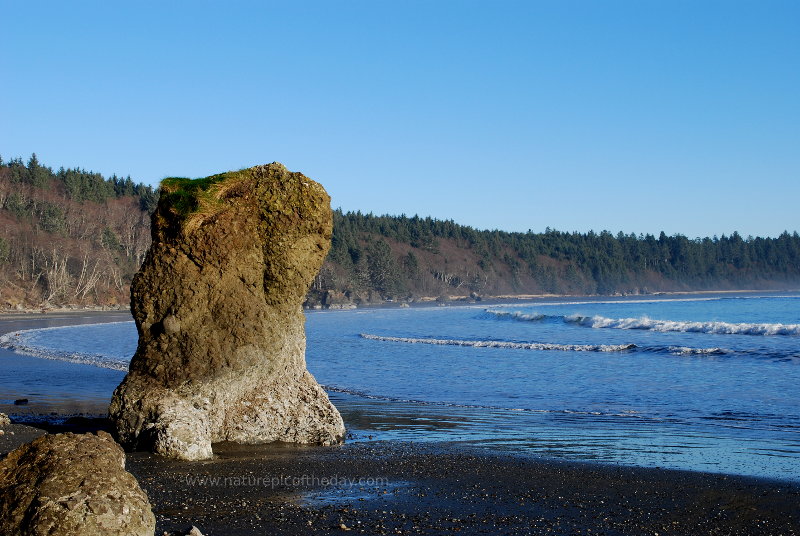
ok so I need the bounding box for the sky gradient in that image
[1,1,798,238]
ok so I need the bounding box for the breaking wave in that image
[483,309,546,322]
[360,333,636,352]
[566,315,800,336]
[665,346,728,356]
[484,308,800,336]
[361,334,743,359]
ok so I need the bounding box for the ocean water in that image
[1,294,799,481]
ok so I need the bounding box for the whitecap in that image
[667,346,728,356]
[484,309,546,322]
[564,314,800,336]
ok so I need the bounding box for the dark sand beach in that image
[133,441,800,535]
[2,311,800,535]
[2,428,799,535]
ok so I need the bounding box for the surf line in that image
[360,333,636,353]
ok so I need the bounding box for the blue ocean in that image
[2,293,799,481]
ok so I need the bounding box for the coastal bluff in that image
[109,163,345,460]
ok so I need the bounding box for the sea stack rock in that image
[0,432,155,536]
[109,163,345,460]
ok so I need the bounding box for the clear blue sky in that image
[1,1,798,238]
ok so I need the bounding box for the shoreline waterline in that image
[2,287,798,318]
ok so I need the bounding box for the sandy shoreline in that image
[2,287,797,318]
[2,300,800,534]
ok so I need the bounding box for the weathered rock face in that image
[109,163,345,460]
[0,432,155,536]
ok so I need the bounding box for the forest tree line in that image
[0,154,155,307]
[1,154,798,308]
[307,210,800,305]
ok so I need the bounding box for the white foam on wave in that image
[667,346,728,356]
[484,309,546,322]
[0,324,131,371]
[360,333,636,352]
[565,314,800,336]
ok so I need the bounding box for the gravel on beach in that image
[3,419,799,534]
[125,440,799,536]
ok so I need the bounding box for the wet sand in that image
[131,440,800,535]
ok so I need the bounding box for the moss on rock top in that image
[159,171,240,219]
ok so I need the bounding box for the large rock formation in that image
[0,432,155,536]
[109,163,345,460]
